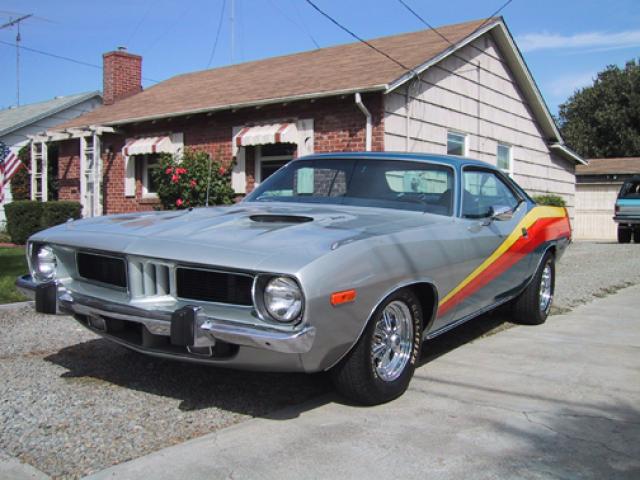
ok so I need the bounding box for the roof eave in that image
[84,85,388,128]
[0,91,102,138]
[550,143,587,165]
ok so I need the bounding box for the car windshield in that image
[619,179,640,199]
[244,158,455,215]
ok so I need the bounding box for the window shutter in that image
[124,154,135,197]
[231,126,246,194]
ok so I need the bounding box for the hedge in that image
[4,201,82,245]
[532,194,566,207]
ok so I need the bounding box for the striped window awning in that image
[122,135,176,156]
[234,122,298,148]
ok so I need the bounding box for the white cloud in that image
[547,71,597,99]
[517,30,640,53]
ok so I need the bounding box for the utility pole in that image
[0,14,33,106]
[230,0,235,63]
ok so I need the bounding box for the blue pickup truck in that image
[615,176,640,243]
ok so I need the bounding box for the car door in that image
[445,167,528,322]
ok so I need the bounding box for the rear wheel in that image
[331,288,423,405]
[618,226,632,243]
[511,252,555,325]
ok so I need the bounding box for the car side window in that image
[462,170,519,218]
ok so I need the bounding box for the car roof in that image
[299,151,495,170]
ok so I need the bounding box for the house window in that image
[256,143,296,184]
[497,143,512,174]
[140,154,160,197]
[447,131,467,156]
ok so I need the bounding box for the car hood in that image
[33,202,452,273]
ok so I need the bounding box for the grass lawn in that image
[0,247,28,304]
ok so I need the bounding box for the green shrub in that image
[532,194,566,207]
[153,149,235,210]
[4,200,82,245]
[42,201,82,227]
[5,201,44,245]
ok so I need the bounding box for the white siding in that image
[384,34,576,217]
[0,96,102,226]
[574,183,620,240]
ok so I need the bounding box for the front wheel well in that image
[407,282,438,332]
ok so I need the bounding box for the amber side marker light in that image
[330,289,357,306]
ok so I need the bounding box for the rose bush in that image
[153,149,235,210]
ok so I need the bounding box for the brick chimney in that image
[102,47,142,105]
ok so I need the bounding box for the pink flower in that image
[176,167,188,175]
[218,167,226,175]
[165,167,173,174]
[190,179,197,188]
[176,198,183,207]
[171,174,179,183]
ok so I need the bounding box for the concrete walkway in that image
[84,285,640,480]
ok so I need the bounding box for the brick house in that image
[30,17,584,219]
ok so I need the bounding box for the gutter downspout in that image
[354,92,372,151]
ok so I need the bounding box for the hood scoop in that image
[249,214,313,224]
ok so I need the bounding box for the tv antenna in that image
[1,14,33,106]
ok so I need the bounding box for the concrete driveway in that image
[86,285,640,480]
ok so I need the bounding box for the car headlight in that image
[264,277,303,322]
[32,244,57,281]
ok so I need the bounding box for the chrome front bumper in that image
[15,275,315,354]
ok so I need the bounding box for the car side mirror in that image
[480,205,514,226]
[490,205,514,221]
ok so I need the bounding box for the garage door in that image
[574,183,621,240]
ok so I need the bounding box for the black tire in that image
[634,229,640,244]
[618,227,632,243]
[331,288,423,406]
[511,251,555,325]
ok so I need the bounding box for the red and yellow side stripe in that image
[437,206,571,317]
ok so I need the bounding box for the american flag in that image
[0,141,24,203]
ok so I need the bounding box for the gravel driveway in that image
[1,241,638,479]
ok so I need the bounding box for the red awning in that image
[234,123,298,148]
[123,136,175,156]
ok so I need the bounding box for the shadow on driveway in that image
[44,309,511,417]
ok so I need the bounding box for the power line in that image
[396,0,453,46]
[206,0,227,68]
[476,0,514,31]
[0,39,160,83]
[304,0,415,74]
[268,0,320,49]
[126,0,155,45]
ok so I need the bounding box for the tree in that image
[558,59,640,158]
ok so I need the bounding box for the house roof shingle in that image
[577,158,640,175]
[0,91,101,137]
[61,19,487,128]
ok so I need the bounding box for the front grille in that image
[176,268,253,306]
[77,252,127,288]
[129,259,172,297]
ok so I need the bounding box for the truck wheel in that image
[618,227,632,243]
[511,251,555,325]
[331,288,423,405]
[634,229,640,244]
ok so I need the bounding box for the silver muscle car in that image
[17,153,571,405]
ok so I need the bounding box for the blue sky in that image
[1,0,638,115]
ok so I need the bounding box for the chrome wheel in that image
[371,300,414,382]
[539,263,553,313]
